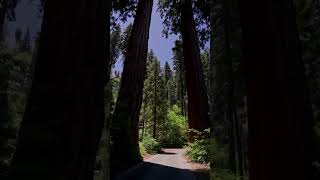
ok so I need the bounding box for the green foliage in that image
[139,142,147,156]
[0,42,32,176]
[140,135,161,154]
[172,38,186,115]
[186,138,210,163]
[141,50,168,139]
[158,0,209,47]
[185,129,210,164]
[119,23,133,57]
[158,105,188,147]
[110,24,121,67]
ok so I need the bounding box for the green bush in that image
[141,135,161,154]
[186,138,210,164]
[158,105,188,147]
[139,142,147,156]
[185,129,211,164]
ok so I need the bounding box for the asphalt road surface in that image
[113,149,197,180]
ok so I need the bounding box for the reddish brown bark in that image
[181,0,210,132]
[239,0,313,179]
[110,0,153,176]
[9,0,109,179]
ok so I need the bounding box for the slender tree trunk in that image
[181,0,210,132]
[9,0,109,179]
[239,0,313,179]
[110,0,153,175]
[141,108,145,140]
[153,61,157,139]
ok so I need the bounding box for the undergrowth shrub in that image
[140,135,161,154]
[158,105,188,147]
[186,129,210,164]
[139,142,146,156]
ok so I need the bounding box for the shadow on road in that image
[113,162,205,180]
[158,151,177,155]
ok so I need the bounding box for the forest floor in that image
[113,148,209,180]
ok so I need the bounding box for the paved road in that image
[113,149,196,180]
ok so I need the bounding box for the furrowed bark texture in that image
[9,0,109,179]
[239,0,313,179]
[110,0,153,176]
[181,0,210,132]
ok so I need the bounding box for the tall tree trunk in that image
[110,0,153,175]
[209,0,215,174]
[181,0,210,132]
[0,61,10,176]
[96,2,111,180]
[239,0,313,179]
[210,0,229,147]
[9,0,109,179]
[0,0,8,41]
[223,0,238,172]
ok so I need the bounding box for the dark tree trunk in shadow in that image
[239,0,313,179]
[110,0,153,176]
[9,0,109,179]
[0,61,10,174]
[0,0,8,41]
[181,0,210,132]
[96,1,111,180]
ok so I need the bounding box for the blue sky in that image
[8,0,177,73]
[114,0,178,73]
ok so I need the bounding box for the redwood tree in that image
[110,0,153,175]
[9,0,110,179]
[239,0,313,179]
[181,0,210,131]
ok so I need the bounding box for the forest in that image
[0,0,320,180]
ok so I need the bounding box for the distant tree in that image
[200,49,209,93]
[14,28,22,48]
[20,28,31,52]
[164,61,172,85]
[163,61,173,107]
[119,23,133,57]
[142,51,167,139]
[172,38,186,116]
[110,24,121,67]
[0,0,19,40]
[166,78,177,107]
